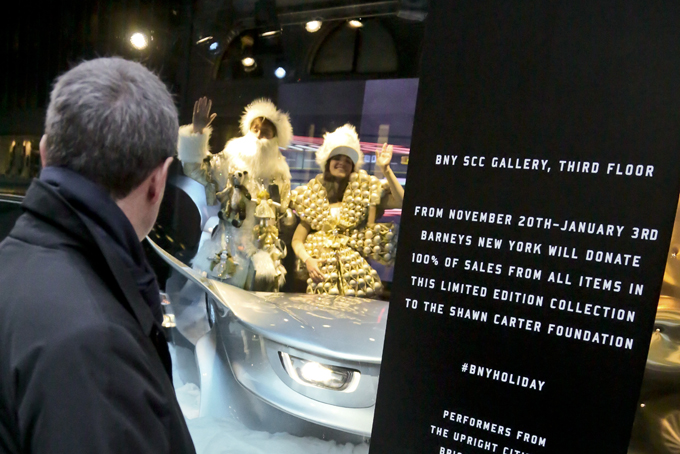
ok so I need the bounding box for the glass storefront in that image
[1,2,679,453]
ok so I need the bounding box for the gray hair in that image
[44,57,178,199]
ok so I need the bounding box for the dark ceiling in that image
[0,0,428,135]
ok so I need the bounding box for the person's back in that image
[0,57,195,454]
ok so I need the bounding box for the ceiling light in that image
[130,32,149,50]
[260,29,281,37]
[241,57,256,67]
[305,20,322,33]
[348,19,363,28]
[196,36,213,44]
[209,42,218,51]
[275,67,286,79]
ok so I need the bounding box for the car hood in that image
[148,238,387,363]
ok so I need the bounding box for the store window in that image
[147,1,427,452]
[1,2,678,454]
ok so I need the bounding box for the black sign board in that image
[370,2,680,453]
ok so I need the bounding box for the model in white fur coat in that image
[177,97,292,291]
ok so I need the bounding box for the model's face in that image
[329,155,353,179]
[250,118,276,140]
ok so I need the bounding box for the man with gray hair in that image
[0,57,196,453]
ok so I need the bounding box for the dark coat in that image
[0,180,196,454]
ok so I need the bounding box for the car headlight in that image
[280,352,361,392]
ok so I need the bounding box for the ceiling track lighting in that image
[196,36,213,44]
[260,29,281,38]
[305,20,322,33]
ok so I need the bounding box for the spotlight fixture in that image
[348,19,363,28]
[275,67,286,79]
[239,35,257,72]
[305,20,322,33]
[260,29,281,37]
[130,32,149,50]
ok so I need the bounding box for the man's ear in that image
[39,135,48,167]
[148,157,174,203]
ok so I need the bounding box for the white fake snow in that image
[171,344,369,454]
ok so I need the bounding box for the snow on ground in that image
[185,417,369,454]
[170,343,370,454]
[175,383,201,420]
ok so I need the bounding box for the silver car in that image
[151,176,387,441]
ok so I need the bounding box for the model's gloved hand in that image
[192,97,217,134]
[305,258,325,283]
[376,143,394,172]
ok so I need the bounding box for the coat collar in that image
[20,180,158,336]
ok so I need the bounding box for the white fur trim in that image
[178,125,211,163]
[224,135,292,192]
[251,249,276,289]
[240,99,293,149]
[316,124,363,171]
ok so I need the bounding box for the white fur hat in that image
[240,98,293,149]
[316,124,363,171]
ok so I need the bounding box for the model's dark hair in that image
[321,156,354,203]
[44,57,178,199]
